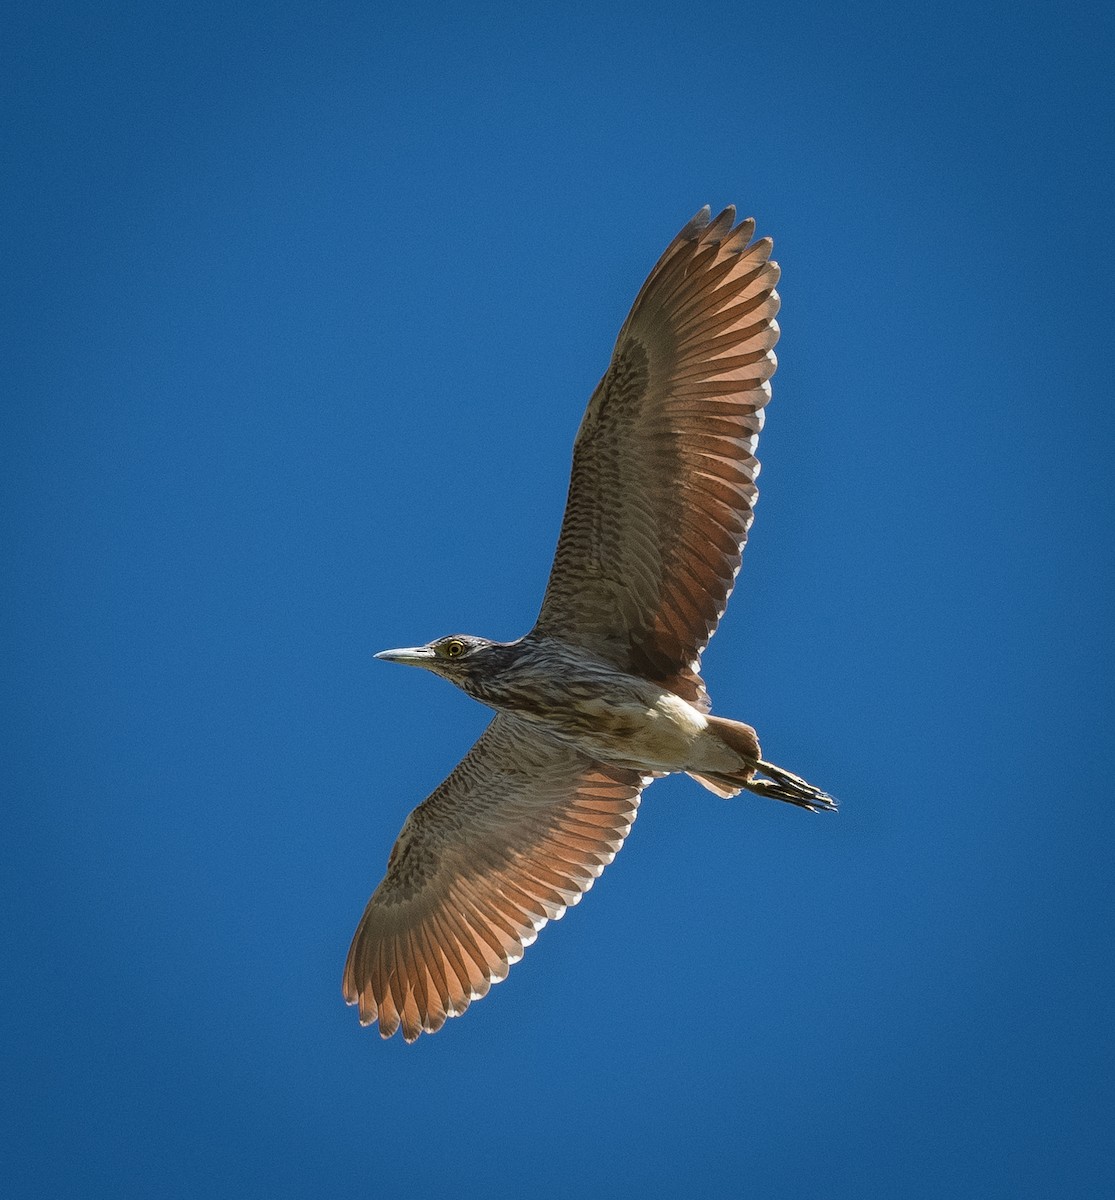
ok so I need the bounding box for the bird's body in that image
[344,207,836,1040]
[393,634,733,775]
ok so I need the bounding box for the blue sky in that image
[4,2,1113,1197]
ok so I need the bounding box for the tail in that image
[688,716,837,813]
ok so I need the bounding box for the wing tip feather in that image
[683,205,713,239]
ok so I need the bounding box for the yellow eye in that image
[443,639,465,658]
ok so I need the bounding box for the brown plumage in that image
[534,208,778,700]
[344,207,835,1041]
[344,714,645,1041]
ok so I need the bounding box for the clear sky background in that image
[4,2,1113,1197]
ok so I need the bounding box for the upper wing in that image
[532,207,780,697]
[343,714,647,1040]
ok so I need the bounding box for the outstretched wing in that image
[343,714,647,1040]
[532,207,780,699]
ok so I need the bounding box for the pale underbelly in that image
[507,691,740,774]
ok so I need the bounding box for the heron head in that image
[374,634,495,677]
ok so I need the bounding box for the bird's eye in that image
[443,639,466,658]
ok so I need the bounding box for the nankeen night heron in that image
[344,206,836,1040]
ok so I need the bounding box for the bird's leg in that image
[746,761,837,813]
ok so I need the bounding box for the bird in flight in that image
[344,206,835,1040]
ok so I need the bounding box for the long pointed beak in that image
[374,645,436,666]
